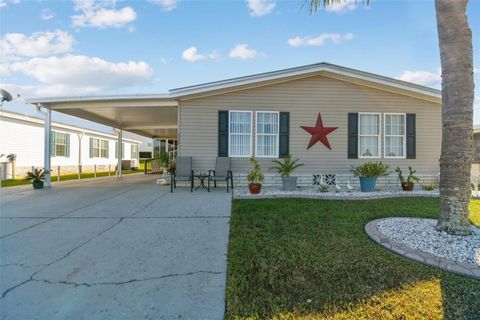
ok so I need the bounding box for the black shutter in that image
[406,113,416,159]
[348,113,358,159]
[279,112,290,158]
[218,110,229,157]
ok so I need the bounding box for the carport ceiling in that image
[35,98,178,139]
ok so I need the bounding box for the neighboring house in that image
[27,63,449,187]
[0,110,141,180]
[472,127,480,179]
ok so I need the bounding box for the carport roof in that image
[25,62,442,138]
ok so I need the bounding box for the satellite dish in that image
[0,89,13,107]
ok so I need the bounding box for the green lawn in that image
[227,198,480,320]
[1,170,141,187]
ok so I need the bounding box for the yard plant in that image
[269,155,304,177]
[25,168,45,189]
[247,157,265,194]
[395,166,420,191]
[226,198,480,319]
[351,162,390,178]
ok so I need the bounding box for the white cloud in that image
[325,0,357,13]
[246,0,275,17]
[474,67,480,74]
[181,47,219,62]
[0,0,20,9]
[229,44,257,60]
[397,69,442,87]
[41,8,55,20]
[0,30,74,60]
[6,54,153,97]
[71,0,137,29]
[149,0,177,11]
[288,33,354,47]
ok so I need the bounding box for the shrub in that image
[351,162,390,178]
[269,155,304,177]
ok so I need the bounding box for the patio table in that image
[195,174,209,191]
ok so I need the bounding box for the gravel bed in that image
[233,187,439,200]
[377,218,480,266]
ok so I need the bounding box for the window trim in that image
[384,112,407,159]
[228,110,253,158]
[131,144,139,159]
[255,111,280,158]
[52,131,69,158]
[90,137,109,159]
[358,112,382,159]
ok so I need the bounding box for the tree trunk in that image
[435,0,474,235]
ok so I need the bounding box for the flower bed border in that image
[365,218,480,279]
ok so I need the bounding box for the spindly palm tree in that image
[309,0,475,235]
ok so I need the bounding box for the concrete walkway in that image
[0,174,232,320]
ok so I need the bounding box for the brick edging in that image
[364,219,480,279]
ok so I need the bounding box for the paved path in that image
[0,174,232,320]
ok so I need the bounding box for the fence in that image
[0,163,124,182]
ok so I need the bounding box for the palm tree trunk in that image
[435,0,474,235]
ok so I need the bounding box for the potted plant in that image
[247,157,264,194]
[25,168,45,189]
[159,152,170,168]
[351,162,390,192]
[269,155,304,191]
[395,166,420,191]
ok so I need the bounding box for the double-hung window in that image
[229,111,252,157]
[131,144,139,159]
[90,138,109,158]
[51,131,70,157]
[359,113,381,158]
[256,111,279,157]
[384,113,406,158]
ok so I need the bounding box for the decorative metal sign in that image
[301,113,338,150]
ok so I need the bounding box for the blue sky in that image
[1,0,479,132]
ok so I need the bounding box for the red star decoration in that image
[301,113,338,150]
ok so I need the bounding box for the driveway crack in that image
[1,190,170,299]
[31,270,224,288]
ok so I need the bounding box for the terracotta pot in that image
[248,183,262,194]
[401,182,414,191]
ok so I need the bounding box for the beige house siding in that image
[474,132,480,164]
[179,75,441,178]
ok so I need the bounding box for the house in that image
[0,109,141,180]
[26,62,447,187]
[473,127,480,179]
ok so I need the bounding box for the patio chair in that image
[208,157,233,193]
[171,156,194,193]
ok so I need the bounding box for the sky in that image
[0,0,479,134]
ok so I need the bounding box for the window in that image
[256,111,279,157]
[51,131,70,157]
[131,144,138,159]
[384,113,406,158]
[89,138,109,158]
[229,111,252,157]
[115,142,125,159]
[359,113,381,158]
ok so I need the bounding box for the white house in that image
[0,110,141,180]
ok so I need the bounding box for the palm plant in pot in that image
[351,162,390,192]
[395,166,420,191]
[247,157,264,194]
[25,168,45,189]
[269,155,304,191]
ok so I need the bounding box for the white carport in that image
[26,95,178,187]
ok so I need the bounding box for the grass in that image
[226,198,480,320]
[1,170,141,187]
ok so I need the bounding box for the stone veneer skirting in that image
[365,219,480,279]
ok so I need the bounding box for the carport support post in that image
[117,129,123,178]
[43,106,52,187]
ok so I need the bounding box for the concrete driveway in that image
[0,174,231,320]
